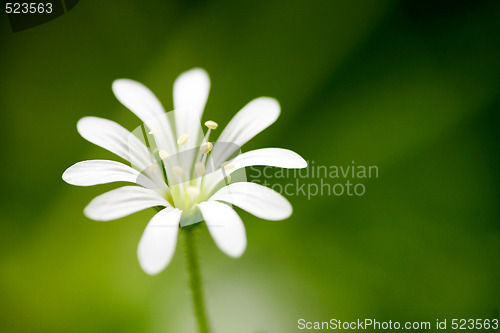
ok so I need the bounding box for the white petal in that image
[172,69,210,177]
[209,97,280,168]
[112,79,177,154]
[218,97,279,145]
[197,201,246,257]
[202,148,307,192]
[84,186,170,221]
[137,208,182,275]
[233,148,307,169]
[173,68,210,144]
[209,182,292,221]
[77,117,155,171]
[62,159,162,190]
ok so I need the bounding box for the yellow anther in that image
[158,150,169,160]
[222,162,235,170]
[195,162,206,176]
[173,166,184,175]
[204,120,218,130]
[200,142,213,154]
[186,186,200,197]
[148,129,159,135]
[226,174,232,183]
[148,164,158,173]
[177,134,189,146]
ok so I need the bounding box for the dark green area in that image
[0,0,499,332]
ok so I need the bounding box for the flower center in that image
[151,120,227,212]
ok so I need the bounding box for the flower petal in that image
[112,79,177,154]
[202,148,307,192]
[137,207,182,275]
[62,159,162,190]
[210,97,280,168]
[209,182,292,221]
[173,68,210,145]
[197,201,246,257]
[84,186,170,221]
[77,116,155,171]
[218,97,279,145]
[172,69,211,179]
[233,148,307,169]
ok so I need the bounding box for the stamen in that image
[186,186,200,197]
[173,166,184,176]
[200,142,213,154]
[158,150,169,161]
[177,134,189,146]
[221,167,231,186]
[221,161,235,170]
[148,129,159,135]
[204,120,218,130]
[148,164,158,173]
[195,162,206,176]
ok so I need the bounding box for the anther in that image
[158,150,169,161]
[200,142,213,154]
[148,129,159,135]
[222,162,235,170]
[204,120,218,130]
[186,186,200,197]
[195,162,206,176]
[173,166,184,175]
[177,134,189,146]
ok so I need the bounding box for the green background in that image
[1,1,499,332]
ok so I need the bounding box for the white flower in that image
[62,68,307,275]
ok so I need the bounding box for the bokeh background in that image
[1,0,500,332]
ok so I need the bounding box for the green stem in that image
[182,225,211,333]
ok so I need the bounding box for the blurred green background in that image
[1,0,500,332]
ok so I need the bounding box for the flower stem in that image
[182,225,211,333]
